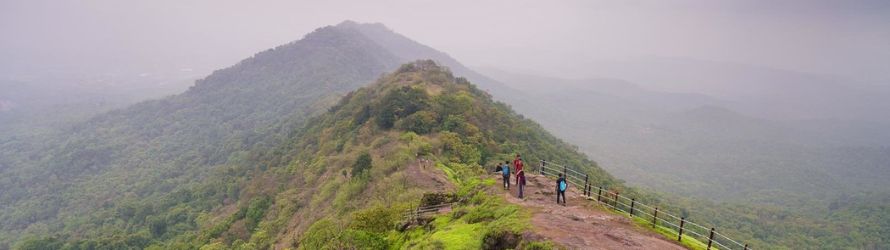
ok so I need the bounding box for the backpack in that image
[559,180,567,191]
[502,165,509,176]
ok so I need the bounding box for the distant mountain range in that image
[480,66,890,203]
[572,58,890,123]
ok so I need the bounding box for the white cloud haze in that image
[2,0,888,82]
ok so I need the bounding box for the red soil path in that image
[498,173,686,249]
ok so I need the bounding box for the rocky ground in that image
[498,172,686,249]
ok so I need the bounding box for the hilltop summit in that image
[210,60,630,249]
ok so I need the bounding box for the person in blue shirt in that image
[501,161,511,190]
[557,173,567,206]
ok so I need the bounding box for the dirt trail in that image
[404,159,455,192]
[497,173,686,250]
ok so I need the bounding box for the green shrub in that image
[148,216,167,237]
[354,105,371,125]
[299,219,388,250]
[245,196,272,229]
[442,114,467,133]
[482,230,521,250]
[338,229,388,249]
[14,237,64,250]
[350,204,405,233]
[351,152,373,178]
[397,110,438,134]
[333,178,368,211]
[374,86,430,129]
[440,132,482,164]
[298,219,339,250]
[399,131,419,142]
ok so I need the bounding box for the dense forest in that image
[0,23,404,248]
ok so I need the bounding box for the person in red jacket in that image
[513,154,523,173]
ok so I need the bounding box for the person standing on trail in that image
[557,173,567,206]
[517,169,526,199]
[513,154,524,173]
[501,161,511,190]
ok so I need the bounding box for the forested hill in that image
[0,22,529,248]
[0,23,407,247]
[175,60,620,248]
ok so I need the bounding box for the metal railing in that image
[538,160,751,250]
[402,202,456,221]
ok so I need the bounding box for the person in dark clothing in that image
[517,169,527,199]
[501,161,511,190]
[556,173,567,206]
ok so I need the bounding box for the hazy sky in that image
[2,0,888,82]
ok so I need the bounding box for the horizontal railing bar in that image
[661,211,681,221]
[542,160,586,176]
[713,240,730,250]
[714,231,747,248]
[684,221,711,233]
[684,228,705,239]
[660,219,680,230]
[634,202,656,211]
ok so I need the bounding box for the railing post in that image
[630,198,635,217]
[707,228,715,250]
[614,192,620,210]
[584,174,589,196]
[540,160,545,175]
[678,217,685,242]
[597,186,603,202]
[652,207,659,227]
[563,165,567,178]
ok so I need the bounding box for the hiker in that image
[501,161,511,190]
[513,154,523,173]
[494,164,502,173]
[517,169,526,199]
[557,173,567,205]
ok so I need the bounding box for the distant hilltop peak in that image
[396,59,450,74]
[299,20,396,47]
[336,20,391,30]
[364,60,466,91]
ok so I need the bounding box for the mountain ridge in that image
[0,21,573,249]
[205,60,632,249]
[0,22,410,248]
